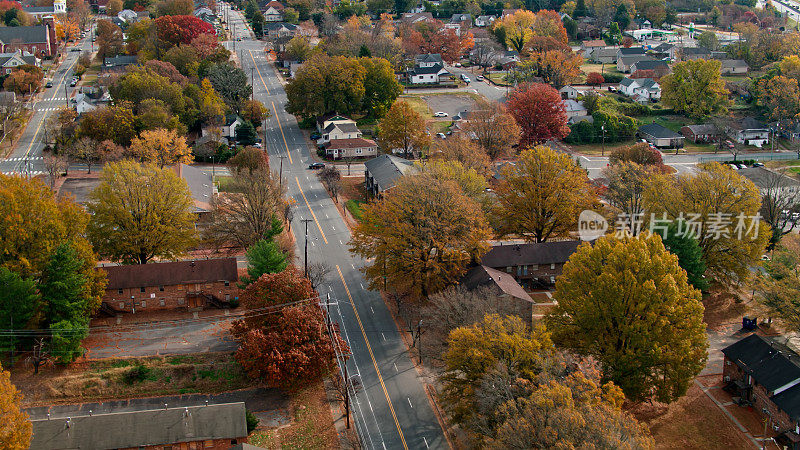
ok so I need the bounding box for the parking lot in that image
[422,94,477,118]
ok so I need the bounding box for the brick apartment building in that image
[0,18,57,58]
[722,334,800,448]
[30,402,249,449]
[100,258,239,314]
[478,241,582,289]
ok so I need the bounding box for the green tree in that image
[661,59,731,119]
[87,161,198,264]
[241,238,288,287]
[662,220,709,292]
[285,36,312,62]
[547,234,708,403]
[377,100,430,157]
[359,57,403,118]
[208,63,252,113]
[283,7,299,23]
[285,54,367,119]
[697,30,719,51]
[0,268,39,352]
[235,121,258,145]
[494,145,597,242]
[613,4,630,29]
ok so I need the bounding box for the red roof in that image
[265,1,285,10]
[103,258,238,290]
[324,138,378,149]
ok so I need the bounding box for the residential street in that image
[225,6,448,449]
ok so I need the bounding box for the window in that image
[224,281,230,287]
[355,148,363,155]
[140,300,146,308]
[204,440,215,448]
[119,302,125,309]
[178,297,185,305]
[140,287,145,293]
[159,285,164,292]
[5,69,10,74]
[531,264,538,270]
[118,288,123,294]
[550,263,556,270]
[159,298,165,306]
[506,266,512,273]
[225,294,230,301]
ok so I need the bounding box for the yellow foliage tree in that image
[0,364,31,450]
[128,128,192,168]
[377,100,430,157]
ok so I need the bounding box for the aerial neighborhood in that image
[2,0,800,447]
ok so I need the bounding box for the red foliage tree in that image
[235,305,349,388]
[154,15,215,47]
[143,60,188,85]
[402,20,474,63]
[586,72,604,85]
[507,82,570,147]
[0,0,21,12]
[609,142,664,167]
[233,266,315,332]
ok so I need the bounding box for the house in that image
[738,167,800,190]
[616,46,646,61]
[364,154,418,196]
[501,8,518,17]
[222,114,244,139]
[681,124,719,143]
[638,123,684,148]
[569,114,594,125]
[316,113,355,134]
[460,264,533,303]
[679,46,712,61]
[263,22,298,39]
[0,51,39,74]
[563,99,587,119]
[75,99,96,115]
[415,53,443,68]
[629,59,670,75]
[30,402,249,450]
[117,8,138,23]
[172,163,216,217]
[100,258,239,313]
[408,62,452,84]
[22,0,65,17]
[400,12,434,24]
[324,138,378,159]
[493,50,520,68]
[474,15,496,27]
[263,0,284,22]
[651,42,676,60]
[730,117,770,147]
[319,120,362,144]
[591,47,619,64]
[289,61,302,78]
[445,13,471,34]
[617,54,653,73]
[0,20,57,57]
[722,334,800,448]
[721,59,749,74]
[559,85,579,100]
[102,54,138,71]
[581,39,607,58]
[619,77,661,101]
[479,241,582,289]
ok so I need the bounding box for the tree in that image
[757,235,800,332]
[492,10,536,53]
[285,54,367,119]
[205,168,287,249]
[350,175,492,299]
[240,239,288,287]
[359,57,403,118]
[609,142,664,167]
[490,372,654,449]
[283,7,299,23]
[494,145,597,242]
[509,51,582,88]
[76,104,136,146]
[601,161,653,223]
[547,234,707,403]
[759,168,800,247]
[95,19,124,58]
[507,83,569,147]
[107,0,122,15]
[234,305,346,388]
[0,267,39,352]
[0,364,31,449]
[87,161,197,264]
[377,100,430,157]
[586,71,604,85]
[462,99,521,159]
[2,65,42,95]
[235,121,258,145]
[417,160,489,205]
[236,266,315,329]
[662,220,709,292]
[660,59,730,119]
[697,30,720,51]
[154,15,215,47]
[644,162,770,283]
[197,78,226,125]
[319,165,342,201]
[431,136,491,175]
[128,128,192,168]
[240,99,270,126]
[757,75,800,123]
[613,4,630,29]
[208,63,252,113]
[285,36,312,62]
[402,20,475,63]
[228,146,269,173]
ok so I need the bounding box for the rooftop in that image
[480,241,582,267]
[102,258,238,290]
[723,334,800,394]
[460,265,533,303]
[364,154,418,192]
[639,122,682,139]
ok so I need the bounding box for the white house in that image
[720,59,749,74]
[318,117,362,145]
[474,15,496,27]
[222,114,244,139]
[408,54,452,85]
[559,85,579,100]
[0,51,39,74]
[415,53,443,68]
[263,1,284,22]
[618,77,661,101]
[563,99,587,119]
[75,99,96,115]
[730,117,770,147]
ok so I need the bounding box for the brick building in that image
[101,258,239,314]
[722,334,800,448]
[30,402,249,449]
[478,241,582,289]
[0,19,57,58]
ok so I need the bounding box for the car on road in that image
[436,132,446,139]
[728,164,738,170]
[476,75,484,81]
[753,162,764,167]
[310,132,321,140]
[69,78,78,86]
[737,163,747,170]
[308,162,325,169]
[70,47,81,52]
[45,81,53,88]
[460,74,470,83]
[253,142,262,148]
[433,111,448,117]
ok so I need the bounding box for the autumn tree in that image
[96,19,124,58]
[240,99,270,126]
[205,168,287,249]
[547,234,708,403]
[359,56,403,118]
[757,75,800,123]
[757,235,800,332]
[106,0,122,15]
[461,99,521,159]
[0,364,31,449]
[660,59,730,119]
[644,162,770,283]
[154,14,215,47]
[431,136,490,175]
[586,71,604,85]
[401,20,475,63]
[76,104,137,146]
[285,54,366,118]
[609,141,664,167]
[601,161,653,222]
[350,174,492,299]
[492,9,568,54]
[236,266,315,327]
[3,65,42,95]
[494,145,597,242]
[510,50,583,88]
[507,83,569,147]
[128,128,193,168]
[759,168,800,247]
[377,100,430,157]
[87,161,197,264]
[228,146,269,173]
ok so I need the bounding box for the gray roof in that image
[410,63,445,75]
[736,117,769,131]
[450,13,471,23]
[173,163,214,212]
[594,47,618,58]
[722,334,800,394]
[0,25,49,44]
[631,59,669,71]
[639,122,682,139]
[680,46,711,56]
[415,53,443,64]
[681,124,718,136]
[324,122,360,134]
[618,47,646,56]
[103,55,138,67]
[263,22,297,31]
[738,167,800,189]
[721,59,748,69]
[480,241,581,267]
[30,402,248,450]
[620,55,654,66]
[653,43,674,52]
[460,265,533,302]
[364,154,417,191]
[22,5,55,13]
[619,77,636,87]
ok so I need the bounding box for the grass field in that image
[580,63,624,78]
[345,199,364,221]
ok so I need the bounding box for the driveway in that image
[422,94,477,118]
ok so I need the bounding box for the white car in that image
[476,75,484,81]
[436,132,446,139]
[433,111,448,117]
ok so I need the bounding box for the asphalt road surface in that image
[224,6,447,449]
[0,31,94,176]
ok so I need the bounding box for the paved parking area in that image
[422,94,477,118]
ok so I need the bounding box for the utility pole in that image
[64,82,68,108]
[601,124,606,156]
[251,67,254,100]
[278,154,286,186]
[343,363,350,429]
[301,219,312,278]
[417,320,423,365]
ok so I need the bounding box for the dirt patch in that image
[703,286,751,331]
[10,352,249,407]
[248,380,340,449]
[633,383,755,449]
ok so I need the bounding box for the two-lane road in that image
[223,6,447,449]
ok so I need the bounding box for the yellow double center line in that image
[295,177,328,245]
[336,265,409,450]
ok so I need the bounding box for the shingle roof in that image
[722,334,800,393]
[410,63,445,75]
[738,167,800,189]
[631,59,669,71]
[480,241,582,267]
[0,25,49,44]
[681,46,711,55]
[415,53,443,64]
[720,59,748,69]
[682,124,717,136]
[639,123,682,139]
[324,138,377,149]
[30,402,248,450]
[324,122,360,134]
[364,154,418,191]
[103,55,138,67]
[22,6,55,13]
[103,258,238,289]
[618,47,646,56]
[772,384,800,422]
[460,265,533,302]
[172,163,214,212]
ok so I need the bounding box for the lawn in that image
[580,62,623,78]
[428,120,452,135]
[215,175,236,192]
[345,199,364,221]
[11,353,250,407]
[487,72,511,86]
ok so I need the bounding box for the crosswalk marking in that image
[1,156,43,162]
[1,171,44,176]
[35,107,62,111]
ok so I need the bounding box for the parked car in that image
[476,75,484,81]
[70,47,81,52]
[753,162,764,167]
[310,132,321,140]
[308,162,325,169]
[69,78,78,86]
[460,74,470,83]
[436,132,446,139]
[253,142,262,148]
[45,81,53,88]
[433,111,448,117]
[728,164,738,170]
[737,163,747,169]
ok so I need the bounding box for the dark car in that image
[45,81,53,88]
[308,162,325,169]
[310,132,321,140]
